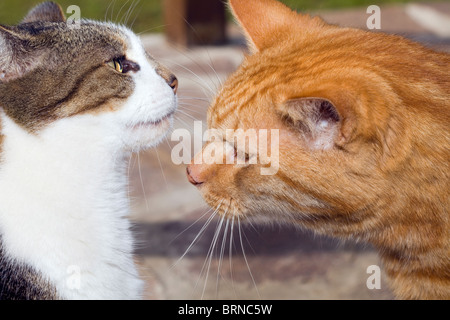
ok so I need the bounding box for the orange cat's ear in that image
[229,0,323,52]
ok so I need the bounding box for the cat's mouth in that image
[149,111,175,126]
[128,111,175,130]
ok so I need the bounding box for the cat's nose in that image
[186,166,203,186]
[154,62,178,94]
[168,75,178,94]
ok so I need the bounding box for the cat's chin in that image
[124,113,174,152]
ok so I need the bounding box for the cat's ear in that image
[283,98,346,150]
[21,2,66,24]
[0,26,45,82]
[229,0,323,52]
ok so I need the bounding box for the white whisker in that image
[171,201,223,269]
[216,217,230,299]
[160,45,221,94]
[160,59,216,97]
[229,215,238,298]
[137,152,149,213]
[105,0,116,22]
[238,214,261,299]
[154,148,168,190]
[126,156,133,199]
[178,103,208,115]
[116,0,131,23]
[200,213,225,300]
[177,96,211,102]
[174,116,195,131]
[129,2,142,30]
[169,207,213,245]
[176,109,200,122]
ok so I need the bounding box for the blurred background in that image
[2,0,449,299]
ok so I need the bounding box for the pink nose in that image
[186,166,204,186]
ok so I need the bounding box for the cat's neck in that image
[0,113,142,299]
[0,113,130,215]
[370,200,448,299]
[301,177,448,299]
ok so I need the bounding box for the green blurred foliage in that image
[0,0,418,33]
[0,0,164,33]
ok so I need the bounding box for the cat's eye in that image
[106,57,140,74]
[107,58,123,73]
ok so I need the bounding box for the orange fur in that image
[187,0,449,299]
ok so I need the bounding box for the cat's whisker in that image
[178,105,207,117]
[162,44,222,94]
[137,152,150,213]
[178,101,208,109]
[171,201,222,269]
[177,19,224,91]
[238,214,261,299]
[201,48,224,91]
[154,148,169,191]
[174,113,207,133]
[177,109,200,122]
[126,155,133,199]
[178,101,208,111]
[174,116,196,132]
[200,213,226,300]
[129,2,143,30]
[169,207,213,245]
[108,0,118,22]
[116,0,131,24]
[105,0,116,22]
[159,59,216,98]
[245,217,261,237]
[124,0,140,27]
[228,215,237,298]
[193,212,221,294]
[242,224,257,256]
[176,109,207,130]
[177,96,211,102]
[216,217,230,299]
[137,25,168,36]
[163,135,173,149]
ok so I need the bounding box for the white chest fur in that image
[0,114,143,299]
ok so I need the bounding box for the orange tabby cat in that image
[186,0,449,299]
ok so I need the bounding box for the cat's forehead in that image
[15,20,129,59]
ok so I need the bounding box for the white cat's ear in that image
[283,98,343,150]
[0,26,44,82]
[229,0,324,53]
[21,2,66,24]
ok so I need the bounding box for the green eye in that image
[107,58,123,73]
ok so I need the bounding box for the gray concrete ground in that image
[129,2,450,300]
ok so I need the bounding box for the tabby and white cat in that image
[0,2,177,299]
[187,0,449,299]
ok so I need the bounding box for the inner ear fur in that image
[0,26,45,82]
[282,98,343,150]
